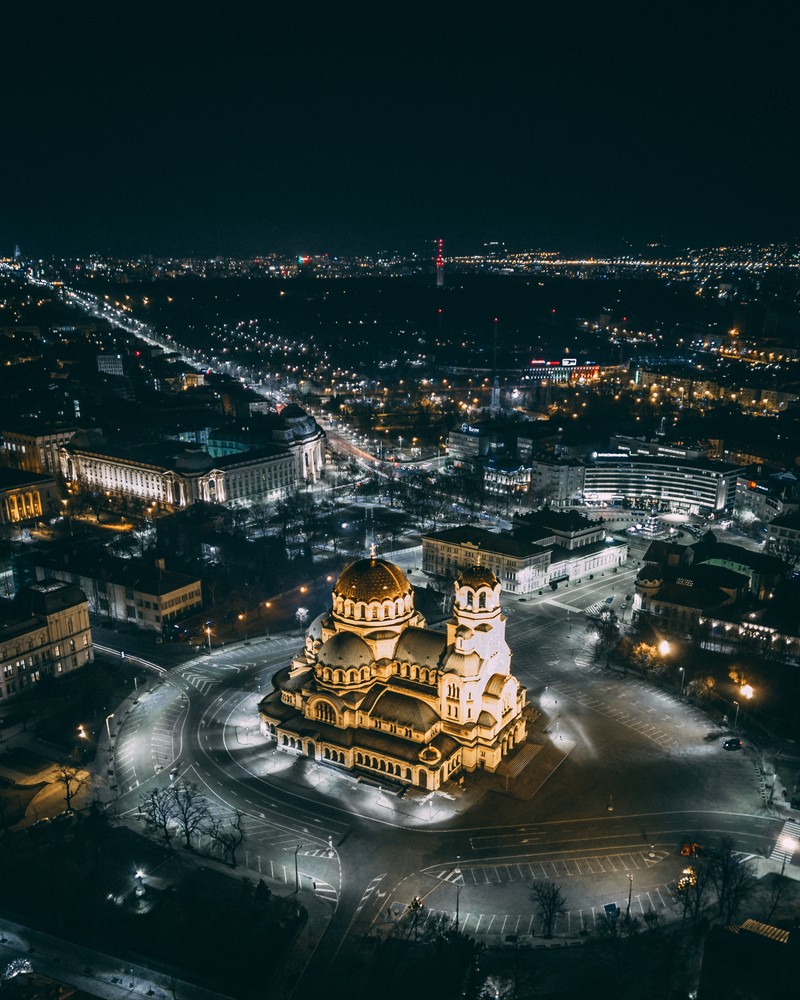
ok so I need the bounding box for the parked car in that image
[722,737,743,751]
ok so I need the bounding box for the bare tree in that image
[53,758,90,812]
[708,836,757,923]
[530,880,567,938]
[764,874,789,923]
[139,787,175,844]
[171,782,211,849]
[205,809,246,867]
[677,862,713,927]
[594,912,641,974]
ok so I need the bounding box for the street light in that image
[453,867,464,931]
[679,666,685,697]
[105,713,115,740]
[733,700,740,730]
[626,873,634,918]
[294,844,302,892]
[658,640,671,657]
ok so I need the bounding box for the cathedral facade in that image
[258,555,528,790]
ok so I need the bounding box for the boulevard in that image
[101,565,789,996]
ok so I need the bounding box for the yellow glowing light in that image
[740,684,754,699]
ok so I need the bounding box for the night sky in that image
[3,3,799,258]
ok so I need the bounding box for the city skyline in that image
[3,5,800,257]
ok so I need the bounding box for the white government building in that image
[59,404,325,508]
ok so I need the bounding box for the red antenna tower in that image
[436,238,444,287]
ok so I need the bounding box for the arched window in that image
[478,591,487,609]
[348,670,357,685]
[315,702,337,725]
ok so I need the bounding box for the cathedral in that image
[258,553,528,790]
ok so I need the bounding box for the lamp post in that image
[626,873,634,918]
[409,895,423,943]
[454,867,463,931]
[205,623,212,653]
[294,844,302,892]
[105,713,115,741]
[679,666,685,697]
[733,700,740,731]
[779,835,796,877]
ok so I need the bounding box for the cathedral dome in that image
[334,557,412,604]
[317,631,372,668]
[456,565,499,590]
[331,555,415,628]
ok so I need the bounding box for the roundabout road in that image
[107,586,787,997]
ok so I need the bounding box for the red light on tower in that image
[436,239,444,287]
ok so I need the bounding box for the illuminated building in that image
[259,556,528,788]
[28,548,202,633]
[60,405,325,508]
[0,423,80,475]
[0,468,59,527]
[522,358,600,383]
[0,581,93,701]
[423,511,626,594]
[584,455,743,515]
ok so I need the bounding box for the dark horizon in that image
[3,4,800,259]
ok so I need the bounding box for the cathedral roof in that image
[334,557,412,604]
[369,690,439,731]
[442,649,482,676]
[484,673,510,697]
[394,626,446,667]
[317,631,372,667]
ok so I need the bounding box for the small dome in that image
[317,631,373,668]
[334,557,412,604]
[174,447,213,472]
[456,565,499,590]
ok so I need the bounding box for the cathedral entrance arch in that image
[419,770,427,789]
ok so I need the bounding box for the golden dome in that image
[334,557,412,604]
[456,565,499,590]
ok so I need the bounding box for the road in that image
[105,566,790,997]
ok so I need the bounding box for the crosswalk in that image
[544,599,582,613]
[770,819,800,865]
[583,602,606,617]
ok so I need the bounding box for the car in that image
[722,737,743,751]
[604,596,614,604]
[680,840,705,858]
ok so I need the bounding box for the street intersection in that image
[104,566,789,995]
